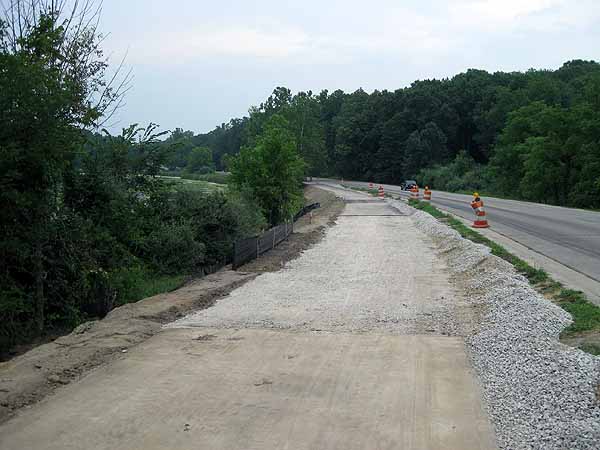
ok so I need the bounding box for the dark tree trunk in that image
[33,242,45,334]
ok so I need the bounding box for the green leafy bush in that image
[418,151,488,193]
[138,222,205,275]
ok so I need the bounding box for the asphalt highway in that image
[316,179,600,299]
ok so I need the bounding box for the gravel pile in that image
[389,199,600,450]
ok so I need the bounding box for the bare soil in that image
[0,271,256,424]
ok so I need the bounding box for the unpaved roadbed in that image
[0,186,498,450]
[0,329,496,450]
[169,193,474,336]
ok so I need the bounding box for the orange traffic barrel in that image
[470,193,490,228]
[411,185,420,200]
[423,186,432,201]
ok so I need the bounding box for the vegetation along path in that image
[0,187,497,450]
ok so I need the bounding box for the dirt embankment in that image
[0,185,342,424]
[0,271,255,423]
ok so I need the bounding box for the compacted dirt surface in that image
[0,186,497,450]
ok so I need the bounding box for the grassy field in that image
[159,176,226,194]
[111,267,187,306]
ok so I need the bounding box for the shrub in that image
[137,222,205,274]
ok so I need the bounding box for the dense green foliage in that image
[183,146,214,175]
[0,8,266,356]
[230,115,305,226]
[179,60,600,209]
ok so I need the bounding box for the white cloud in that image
[447,0,600,32]
[126,26,310,62]
[465,0,564,21]
[107,0,600,70]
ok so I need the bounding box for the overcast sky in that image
[100,0,600,134]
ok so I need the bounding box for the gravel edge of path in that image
[388,199,600,450]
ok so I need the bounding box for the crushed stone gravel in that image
[388,199,600,450]
[168,198,474,337]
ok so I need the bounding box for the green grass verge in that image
[409,199,547,284]
[555,289,600,335]
[159,176,225,194]
[181,172,231,184]
[343,184,396,198]
[342,184,380,196]
[578,343,600,356]
[408,198,600,343]
[110,266,186,306]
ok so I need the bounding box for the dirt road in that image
[0,188,497,450]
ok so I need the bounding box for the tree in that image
[164,128,196,169]
[0,0,127,336]
[185,147,214,174]
[230,115,305,225]
[284,91,327,176]
[402,122,448,178]
[165,61,600,209]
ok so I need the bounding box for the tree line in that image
[178,60,600,208]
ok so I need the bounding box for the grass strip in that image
[409,199,548,283]
[407,198,600,346]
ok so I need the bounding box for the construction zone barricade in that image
[470,193,490,228]
[423,187,432,201]
[410,185,420,200]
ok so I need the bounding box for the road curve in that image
[316,179,600,297]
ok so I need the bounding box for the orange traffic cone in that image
[369,182,373,190]
[378,185,385,199]
[470,193,490,228]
